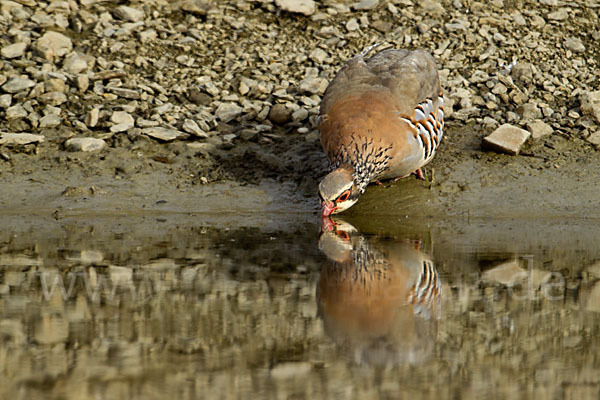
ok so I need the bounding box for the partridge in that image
[318,44,444,216]
[317,217,441,364]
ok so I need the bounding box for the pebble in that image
[346,18,360,32]
[292,107,309,122]
[65,137,107,152]
[182,119,208,137]
[516,103,542,120]
[215,102,243,123]
[39,114,62,128]
[85,108,100,127]
[564,37,585,53]
[38,92,67,106]
[1,42,27,59]
[547,9,568,21]
[34,31,73,60]
[2,77,36,93]
[298,77,328,95]
[110,111,134,132]
[268,104,292,124]
[482,124,530,155]
[45,79,67,93]
[62,52,88,74]
[580,91,600,124]
[352,0,379,10]
[143,127,187,141]
[526,120,553,140]
[0,133,45,145]
[108,87,140,99]
[0,94,12,108]
[309,48,328,64]
[180,0,213,15]
[6,104,28,120]
[113,6,145,22]
[274,0,316,16]
[587,132,600,146]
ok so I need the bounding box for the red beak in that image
[321,201,337,217]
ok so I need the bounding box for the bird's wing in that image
[320,48,442,118]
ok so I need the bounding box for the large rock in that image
[274,0,315,16]
[580,91,600,124]
[482,124,530,155]
[65,138,107,152]
[34,31,73,60]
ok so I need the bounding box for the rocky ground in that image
[0,0,599,215]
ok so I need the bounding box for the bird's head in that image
[318,167,361,216]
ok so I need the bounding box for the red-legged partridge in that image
[318,44,444,216]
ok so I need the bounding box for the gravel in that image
[0,0,598,183]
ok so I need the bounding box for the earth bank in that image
[0,0,599,217]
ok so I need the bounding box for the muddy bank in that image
[0,0,599,218]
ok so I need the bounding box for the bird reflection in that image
[317,217,441,365]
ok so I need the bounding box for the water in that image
[1,212,600,399]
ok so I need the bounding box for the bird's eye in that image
[337,190,350,202]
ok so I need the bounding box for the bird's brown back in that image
[319,48,443,180]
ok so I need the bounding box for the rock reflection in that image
[317,217,441,365]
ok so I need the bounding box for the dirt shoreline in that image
[0,1,599,220]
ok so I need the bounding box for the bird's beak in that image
[321,201,337,217]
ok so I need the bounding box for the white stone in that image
[482,124,530,155]
[34,31,73,60]
[0,133,45,145]
[215,102,243,123]
[309,48,328,63]
[352,0,379,10]
[526,120,553,140]
[111,111,134,126]
[38,92,68,106]
[2,77,36,93]
[6,104,27,120]
[39,114,62,128]
[142,127,186,141]
[346,18,360,31]
[564,37,585,53]
[85,107,100,127]
[1,42,27,59]
[182,119,208,137]
[113,5,145,22]
[274,0,315,16]
[298,77,328,95]
[0,94,12,108]
[62,52,88,74]
[65,137,107,152]
[292,107,309,121]
[580,91,600,124]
